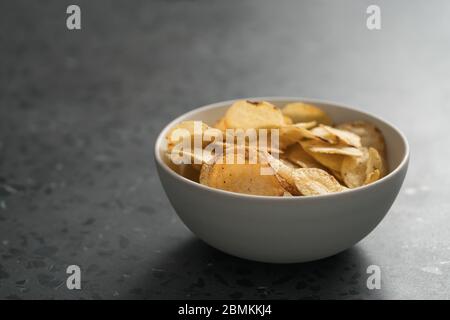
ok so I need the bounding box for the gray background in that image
[0,0,449,299]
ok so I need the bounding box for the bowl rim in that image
[154,97,410,201]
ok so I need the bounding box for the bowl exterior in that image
[155,158,408,263]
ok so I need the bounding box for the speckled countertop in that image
[0,0,449,300]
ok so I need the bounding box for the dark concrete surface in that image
[0,0,449,299]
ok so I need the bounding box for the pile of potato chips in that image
[165,100,387,197]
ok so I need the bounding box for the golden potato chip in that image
[282,102,332,125]
[301,140,363,157]
[310,126,338,144]
[275,172,301,196]
[341,148,369,188]
[365,169,380,185]
[285,143,325,169]
[320,125,361,147]
[263,152,346,196]
[279,124,320,149]
[224,100,285,129]
[199,160,285,196]
[298,141,345,171]
[336,121,385,156]
[295,121,317,129]
[292,168,347,196]
[337,121,388,177]
[209,141,283,160]
[307,153,344,172]
[365,147,384,180]
[308,146,362,157]
[341,147,383,188]
[261,151,295,183]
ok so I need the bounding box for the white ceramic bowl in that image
[155,97,409,263]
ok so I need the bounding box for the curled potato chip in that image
[279,124,320,149]
[285,143,325,169]
[310,126,338,144]
[336,121,385,156]
[260,152,301,196]
[341,147,383,188]
[306,153,345,172]
[320,125,361,147]
[336,121,388,176]
[293,168,347,196]
[365,169,380,185]
[308,146,363,157]
[299,141,346,171]
[282,102,332,125]
[225,100,285,129]
[263,152,346,196]
[199,159,285,196]
[295,121,317,129]
[301,140,363,157]
[275,172,301,196]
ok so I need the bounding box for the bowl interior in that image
[156,98,408,186]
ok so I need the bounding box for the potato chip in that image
[366,147,384,180]
[295,121,317,129]
[292,168,347,196]
[365,169,380,185]
[320,125,361,147]
[263,152,346,196]
[309,146,362,157]
[225,100,285,129]
[299,141,346,172]
[282,102,332,125]
[341,147,383,188]
[337,121,388,177]
[285,143,325,169]
[336,121,385,156]
[166,147,212,166]
[301,140,363,157]
[310,126,338,144]
[274,172,301,196]
[199,160,285,196]
[279,124,320,149]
